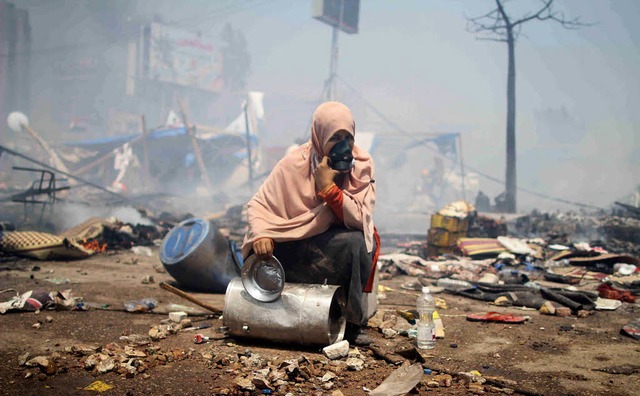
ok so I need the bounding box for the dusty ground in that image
[0,245,639,396]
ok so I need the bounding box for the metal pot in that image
[223,277,346,346]
[159,218,240,292]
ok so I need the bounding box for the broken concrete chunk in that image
[65,344,100,356]
[322,381,334,390]
[25,356,57,375]
[148,326,168,340]
[555,307,571,317]
[322,371,337,382]
[433,373,452,387]
[96,357,116,374]
[124,345,146,358]
[169,311,187,323]
[322,340,349,360]
[346,357,364,371]
[234,376,255,391]
[251,374,273,391]
[382,328,399,339]
[427,380,440,388]
[18,352,30,366]
[539,301,556,315]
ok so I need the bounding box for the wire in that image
[335,74,605,211]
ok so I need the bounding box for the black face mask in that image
[328,139,354,171]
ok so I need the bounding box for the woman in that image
[241,101,380,345]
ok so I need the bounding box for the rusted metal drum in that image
[223,277,346,346]
[160,218,239,292]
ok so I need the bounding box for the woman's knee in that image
[330,228,366,249]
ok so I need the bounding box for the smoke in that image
[6,0,638,227]
[51,202,153,233]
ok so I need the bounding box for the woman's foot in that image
[346,323,373,346]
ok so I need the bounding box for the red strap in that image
[363,227,381,293]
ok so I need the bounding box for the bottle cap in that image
[422,286,430,294]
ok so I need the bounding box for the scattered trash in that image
[0,231,93,260]
[549,244,571,251]
[368,361,423,396]
[180,323,212,332]
[436,278,473,291]
[433,311,445,338]
[322,340,349,360]
[597,283,636,303]
[193,334,210,344]
[124,298,157,313]
[131,246,153,257]
[613,263,636,276]
[168,311,188,323]
[83,380,114,392]
[466,312,528,324]
[620,319,640,341]
[593,364,640,375]
[0,289,53,314]
[595,297,622,310]
[45,278,71,285]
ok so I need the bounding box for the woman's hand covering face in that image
[314,156,339,191]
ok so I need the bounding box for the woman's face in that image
[323,129,354,157]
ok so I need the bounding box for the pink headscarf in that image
[241,102,376,258]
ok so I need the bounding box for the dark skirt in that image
[272,227,375,326]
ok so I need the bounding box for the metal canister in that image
[160,218,239,292]
[223,277,346,346]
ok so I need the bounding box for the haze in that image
[5,0,639,231]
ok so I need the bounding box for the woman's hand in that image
[253,237,274,258]
[314,156,339,191]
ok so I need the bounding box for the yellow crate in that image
[430,214,468,232]
[425,244,455,257]
[427,227,464,247]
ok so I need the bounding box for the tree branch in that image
[512,0,553,26]
[495,0,511,27]
[475,36,508,43]
[466,0,592,41]
[513,0,594,29]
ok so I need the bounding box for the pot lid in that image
[160,218,209,265]
[241,254,285,302]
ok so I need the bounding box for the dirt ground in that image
[0,244,639,396]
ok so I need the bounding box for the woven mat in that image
[0,231,93,260]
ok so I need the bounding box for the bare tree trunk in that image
[505,26,517,213]
[468,0,589,213]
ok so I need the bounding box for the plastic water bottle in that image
[416,287,436,349]
[124,298,157,313]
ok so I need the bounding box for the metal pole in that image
[178,99,214,193]
[244,101,254,191]
[457,133,467,202]
[141,114,152,190]
[327,26,339,100]
[325,0,344,101]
